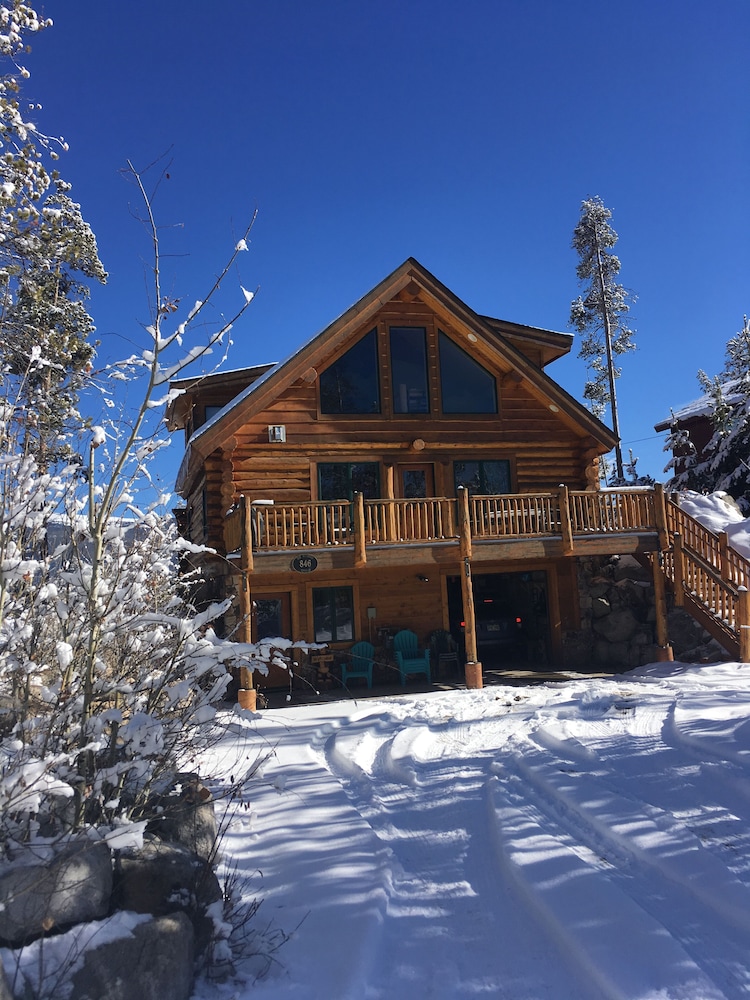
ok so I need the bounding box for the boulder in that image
[149,773,218,862]
[0,840,111,946]
[592,607,641,645]
[0,956,13,1000]
[70,912,194,1000]
[114,837,221,956]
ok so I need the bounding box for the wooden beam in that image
[558,485,574,555]
[354,492,366,567]
[458,487,482,688]
[739,588,750,663]
[651,553,673,660]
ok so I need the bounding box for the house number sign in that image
[291,555,318,573]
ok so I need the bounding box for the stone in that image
[0,840,112,946]
[0,956,13,1000]
[115,837,222,919]
[150,773,218,862]
[70,912,194,1000]
[592,608,640,644]
[591,596,611,619]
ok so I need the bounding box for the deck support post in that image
[738,588,750,663]
[651,552,673,661]
[458,487,482,688]
[237,496,257,711]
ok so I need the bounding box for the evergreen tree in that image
[570,196,636,480]
[0,2,106,465]
[666,316,750,510]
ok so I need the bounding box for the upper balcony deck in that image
[225,487,667,571]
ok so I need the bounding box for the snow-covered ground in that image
[200,657,750,1000]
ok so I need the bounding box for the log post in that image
[651,553,673,661]
[558,484,574,555]
[384,465,397,541]
[354,491,367,567]
[738,588,750,663]
[237,496,257,711]
[673,533,685,608]
[653,483,669,553]
[718,531,730,582]
[458,487,482,688]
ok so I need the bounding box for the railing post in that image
[653,483,669,552]
[354,492,366,567]
[673,532,685,607]
[718,531,730,582]
[558,485,574,555]
[739,588,750,663]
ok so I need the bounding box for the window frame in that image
[312,586,355,643]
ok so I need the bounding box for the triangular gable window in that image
[320,329,381,414]
[439,331,497,414]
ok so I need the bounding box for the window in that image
[438,332,497,413]
[313,587,354,642]
[454,460,511,495]
[390,327,429,414]
[318,462,380,500]
[320,329,381,414]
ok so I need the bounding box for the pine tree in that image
[570,196,636,480]
[0,2,106,465]
[666,316,750,510]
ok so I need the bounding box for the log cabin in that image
[166,259,749,702]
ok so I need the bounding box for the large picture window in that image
[390,327,429,414]
[318,462,380,500]
[454,460,511,495]
[313,587,354,642]
[319,329,381,414]
[438,332,497,413]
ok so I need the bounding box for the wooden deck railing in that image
[226,488,661,555]
[662,497,750,659]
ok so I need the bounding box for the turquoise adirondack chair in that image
[340,641,375,689]
[393,630,431,686]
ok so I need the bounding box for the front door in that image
[398,464,435,499]
[253,592,293,689]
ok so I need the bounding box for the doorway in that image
[253,592,294,688]
[398,464,435,499]
[447,570,550,668]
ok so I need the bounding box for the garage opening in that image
[447,570,550,668]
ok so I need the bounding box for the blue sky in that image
[25,0,749,489]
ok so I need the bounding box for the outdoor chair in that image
[393,629,431,686]
[340,641,375,689]
[429,628,460,677]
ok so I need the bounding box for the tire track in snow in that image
[492,733,750,996]
[488,772,727,1000]
[319,710,590,998]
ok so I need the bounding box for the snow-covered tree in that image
[665,316,750,511]
[0,6,303,859]
[0,3,106,466]
[570,196,636,480]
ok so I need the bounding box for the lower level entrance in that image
[253,592,294,689]
[447,570,550,668]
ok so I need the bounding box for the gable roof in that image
[173,257,617,493]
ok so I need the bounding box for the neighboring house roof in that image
[654,380,742,433]
[171,257,617,495]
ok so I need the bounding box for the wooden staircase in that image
[662,496,750,661]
